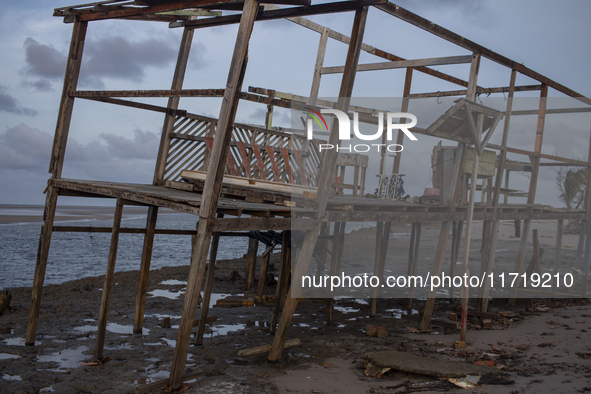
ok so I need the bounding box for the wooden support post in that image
[392,68,413,174]
[256,249,271,298]
[407,222,421,310]
[153,26,195,185]
[133,206,159,334]
[268,6,368,362]
[477,220,499,312]
[25,186,59,346]
[420,222,451,330]
[371,222,391,317]
[514,220,521,238]
[310,27,329,101]
[510,84,548,301]
[245,238,259,290]
[195,214,223,346]
[532,229,541,276]
[94,199,124,361]
[581,118,591,296]
[49,20,88,178]
[169,0,259,388]
[449,221,463,300]
[327,222,343,323]
[271,231,291,332]
[551,220,563,294]
[569,220,586,294]
[316,222,329,276]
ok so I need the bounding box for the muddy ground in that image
[2,222,591,393]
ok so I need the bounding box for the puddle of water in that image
[84,318,95,322]
[73,323,149,335]
[2,374,22,381]
[147,370,170,383]
[148,289,185,300]
[160,337,176,347]
[333,306,357,314]
[146,313,182,320]
[39,386,55,393]
[0,353,20,360]
[355,298,369,305]
[160,280,187,286]
[4,337,35,346]
[104,342,134,350]
[297,323,311,327]
[208,293,232,309]
[37,346,88,371]
[209,323,246,337]
[385,308,404,319]
[145,342,164,346]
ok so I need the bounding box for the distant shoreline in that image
[0,205,178,225]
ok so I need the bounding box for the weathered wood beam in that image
[170,0,386,29]
[76,95,187,116]
[50,20,88,178]
[321,54,472,75]
[133,206,158,334]
[70,88,225,98]
[406,84,541,99]
[375,2,591,106]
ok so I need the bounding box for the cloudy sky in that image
[1,0,590,207]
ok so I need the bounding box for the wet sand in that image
[1,221,590,393]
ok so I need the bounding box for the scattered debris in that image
[237,338,301,357]
[158,317,171,328]
[215,296,254,308]
[364,362,391,378]
[447,374,480,389]
[455,340,466,349]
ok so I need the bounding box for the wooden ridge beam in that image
[407,84,542,99]
[170,0,387,29]
[70,89,225,98]
[321,54,472,75]
[375,2,591,106]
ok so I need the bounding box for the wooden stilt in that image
[407,222,421,311]
[195,214,223,346]
[94,199,124,361]
[271,231,291,332]
[245,238,259,290]
[169,0,259,388]
[476,220,493,311]
[268,6,369,362]
[326,222,340,323]
[256,249,271,298]
[509,220,531,301]
[551,220,564,294]
[477,220,499,312]
[449,221,463,299]
[371,222,391,317]
[25,186,59,346]
[420,222,451,330]
[133,206,159,334]
[370,222,384,318]
[316,222,329,276]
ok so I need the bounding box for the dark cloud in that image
[0,123,159,183]
[20,37,67,91]
[81,36,177,85]
[21,35,196,90]
[0,86,38,116]
[393,0,499,27]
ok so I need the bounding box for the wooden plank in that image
[321,54,471,74]
[271,231,292,331]
[266,145,281,181]
[449,221,462,299]
[50,20,88,178]
[154,27,194,185]
[257,247,272,297]
[180,169,317,195]
[133,206,158,334]
[94,199,124,361]
[72,0,234,22]
[209,218,315,232]
[25,187,59,345]
[375,2,591,106]
[237,338,301,357]
[406,84,542,99]
[72,89,225,98]
[76,95,187,116]
[310,27,329,99]
[392,67,413,173]
[407,222,421,309]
